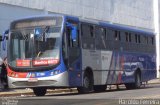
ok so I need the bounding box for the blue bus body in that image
[7,14,156,95]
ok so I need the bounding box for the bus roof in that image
[11,14,154,35]
[99,22,154,35]
[11,14,63,23]
[65,15,154,35]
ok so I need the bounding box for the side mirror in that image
[71,26,77,41]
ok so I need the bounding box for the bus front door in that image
[66,22,82,86]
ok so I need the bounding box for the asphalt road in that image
[2,84,160,105]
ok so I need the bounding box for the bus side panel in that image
[82,49,106,85]
[82,49,156,85]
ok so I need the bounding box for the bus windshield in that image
[8,26,61,68]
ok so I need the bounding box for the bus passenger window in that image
[151,37,154,45]
[90,26,94,38]
[129,33,131,42]
[146,37,149,44]
[115,31,118,41]
[104,28,107,40]
[138,35,141,43]
[125,32,129,42]
[135,34,138,43]
[125,32,132,42]
[115,31,121,41]
[144,36,149,44]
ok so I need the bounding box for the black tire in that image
[33,88,47,96]
[135,72,141,88]
[125,72,141,89]
[77,73,93,94]
[94,85,107,92]
[125,83,134,90]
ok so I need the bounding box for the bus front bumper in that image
[7,71,69,88]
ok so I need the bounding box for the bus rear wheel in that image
[134,72,141,88]
[125,83,134,90]
[125,72,141,89]
[77,73,93,94]
[93,85,107,92]
[33,87,47,96]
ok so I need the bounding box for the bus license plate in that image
[28,78,38,82]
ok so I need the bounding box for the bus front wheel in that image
[33,87,47,96]
[77,72,93,94]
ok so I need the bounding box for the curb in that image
[148,79,160,84]
[0,88,77,97]
[0,80,160,97]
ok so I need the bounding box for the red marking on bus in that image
[33,59,59,66]
[16,60,31,67]
[48,59,59,64]
[33,60,48,66]
[7,67,28,78]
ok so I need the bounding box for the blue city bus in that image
[6,14,156,96]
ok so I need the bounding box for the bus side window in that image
[138,35,141,43]
[151,37,154,45]
[114,30,121,41]
[90,26,94,38]
[104,28,107,40]
[125,32,130,42]
[135,34,138,43]
[81,23,95,49]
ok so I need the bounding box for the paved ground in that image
[0,78,159,97]
[0,79,160,105]
[148,78,160,84]
[1,83,160,105]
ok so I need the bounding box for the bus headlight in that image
[11,72,16,77]
[51,70,60,76]
[54,70,60,75]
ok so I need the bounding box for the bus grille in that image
[12,80,57,87]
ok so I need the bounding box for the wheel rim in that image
[137,74,141,87]
[84,76,90,88]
